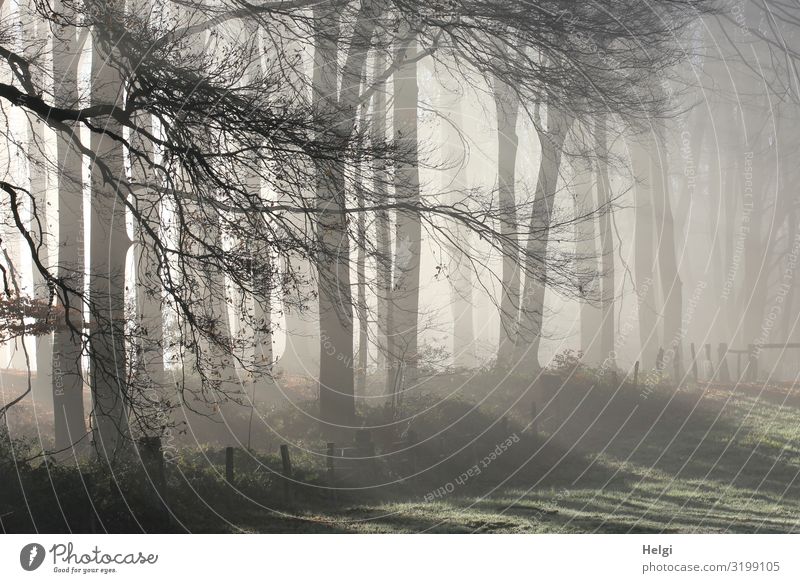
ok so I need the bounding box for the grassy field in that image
[3,379,800,533]
[236,382,800,533]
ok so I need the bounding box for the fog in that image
[1,0,799,534]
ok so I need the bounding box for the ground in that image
[3,379,799,533]
[195,382,800,533]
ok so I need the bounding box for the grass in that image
[243,382,800,533]
[3,377,800,533]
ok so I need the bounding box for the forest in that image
[1,0,800,534]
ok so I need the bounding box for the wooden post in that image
[656,348,664,375]
[633,360,640,392]
[748,344,758,382]
[673,346,683,385]
[280,444,293,474]
[704,343,713,378]
[530,402,538,433]
[717,343,730,382]
[225,446,234,484]
[280,444,293,504]
[690,343,698,383]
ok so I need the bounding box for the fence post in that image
[717,343,730,382]
[690,343,698,383]
[225,446,234,484]
[674,346,683,385]
[633,360,640,392]
[530,402,538,433]
[280,444,293,505]
[747,344,758,382]
[704,344,713,379]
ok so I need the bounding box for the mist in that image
[0,0,798,535]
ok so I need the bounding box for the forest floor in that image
[4,378,800,533]
[236,381,800,533]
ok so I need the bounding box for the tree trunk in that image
[570,126,602,364]
[201,222,239,391]
[440,73,474,369]
[595,117,615,368]
[21,0,52,400]
[388,26,422,403]
[246,23,275,403]
[355,125,368,397]
[89,15,131,461]
[516,105,573,371]
[629,140,660,369]
[129,102,165,395]
[311,2,376,429]
[651,133,683,378]
[274,26,319,380]
[313,7,354,430]
[51,1,87,456]
[741,154,772,350]
[493,76,520,370]
[372,48,392,381]
[278,258,319,377]
[315,153,355,428]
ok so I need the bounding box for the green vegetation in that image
[3,376,799,533]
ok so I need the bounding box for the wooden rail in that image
[696,341,800,383]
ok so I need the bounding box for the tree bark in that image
[278,258,319,377]
[651,133,683,378]
[595,116,615,368]
[629,140,660,369]
[440,71,474,369]
[51,0,88,456]
[372,48,392,381]
[570,127,602,364]
[493,75,521,370]
[355,102,368,397]
[312,1,376,429]
[128,78,165,395]
[388,25,422,404]
[89,11,131,461]
[516,105,573,371]
[21,0,53,400]
[246,23,275,402]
